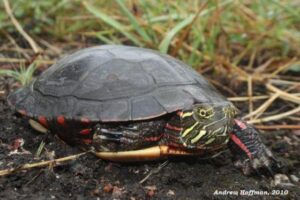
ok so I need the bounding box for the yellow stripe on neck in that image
[181,111,193,118]
[191,129,206,144]
[182,122,199,137]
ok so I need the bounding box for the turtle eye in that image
[199,110,206,117]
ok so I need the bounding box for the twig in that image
[39,39,62,55]
[288,116,300,121]
[216,55,249,78]
[207,78,238,96]
[0,152,87,176]
[247,75,253,119]
[243,92,280,119]
[254,57,277,74]
[255,124,300,130]
[266,83,300,104]
[35,141,46,158]
[1,30,30,59]
[248,106,300,124]
[271,58,299,76]
[139,161,169,184]
[227,93,300,101]
[244,83,300,120]
[25,170,44,186]
[270,79,300,85]
[3,0,41,54]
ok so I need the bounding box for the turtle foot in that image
[232,145,282,176]
[229,119,282,177]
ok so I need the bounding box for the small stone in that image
[112,186,123,198]
[91,188,100,196]
[272,141,289,153]
[104,163,113,172]
[290,175,299,183]
[167,189,175,196]
[147,190,155,197]
[145,185,156,197]
[145,185,157,191]
[103,183,113,193]
[272,174,295,187]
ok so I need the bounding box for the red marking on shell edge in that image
[38,116,48,127]
[165,123,183,131]
[18,110,27,116]
[57,115,66,126]
[81,117,90,124]
[229,132,253,159]
[79,129,91,135]
[82,139,92,144]
[234,119,247,130]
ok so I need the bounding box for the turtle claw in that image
[232,145,280,177]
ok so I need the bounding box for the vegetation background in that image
[0,0,299,199]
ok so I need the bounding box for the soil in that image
[0,77,299,200]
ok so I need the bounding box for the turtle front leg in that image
[228,119,280,176]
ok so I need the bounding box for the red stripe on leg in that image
[144,133,164,142]
[79,129,91,135]
[165,123,183,131]
[82,139,92,144]
[229,132,253,159]
[234,119,247,130]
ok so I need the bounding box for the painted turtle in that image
[8,45,278,175]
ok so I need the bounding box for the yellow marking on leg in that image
[182,111,193,118]
[29,119,48,134]
[191,129,207,144]
[205,137,215,144]
[182,122,199,137]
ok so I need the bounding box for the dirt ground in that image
[0,77,299,200]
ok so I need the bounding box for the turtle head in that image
[179,103,237,148]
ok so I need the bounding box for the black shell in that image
[8,45,227,122]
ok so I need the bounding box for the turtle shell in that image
[8,45,227,122]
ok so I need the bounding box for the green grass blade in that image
[270,0,300,18]
[23,63,36,85]
[149,13,183,23]
[83,1,143,46]
[95,33,119,44]
[159,15,194,54]
[0,69,19,78]
[115,0,152,43]
[158,0,233,54]
[149,0,232,23]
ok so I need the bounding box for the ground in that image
[0,77,299,200]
